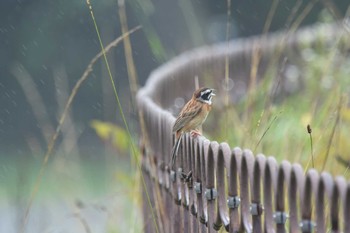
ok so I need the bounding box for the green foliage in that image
[216,32,350,178]
[91,120,130,154]
[128,0,170,62]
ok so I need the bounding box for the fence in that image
[136,22,350,233]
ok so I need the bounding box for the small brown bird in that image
[170,87,215,169]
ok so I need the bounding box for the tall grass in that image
[13,1,350,232]
[18,24,142,232]
[215,25,350,178]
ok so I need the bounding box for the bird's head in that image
[194,87,215,105]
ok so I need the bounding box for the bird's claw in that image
[190,130,202,138]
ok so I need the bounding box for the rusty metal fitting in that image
[190,204,197,216]
[213,222,222,231]
[199,215,207,226]
[227,195,241,209]
[224,224,229,232]
[174,197,181,205]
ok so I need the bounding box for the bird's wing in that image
[172,101,202,132]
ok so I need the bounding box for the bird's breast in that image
[198,103,211,123]
[179,103,212,134]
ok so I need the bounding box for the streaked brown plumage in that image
[170,87,215,169]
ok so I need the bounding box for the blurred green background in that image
[0,0,349,232]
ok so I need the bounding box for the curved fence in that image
[136,23,350,233]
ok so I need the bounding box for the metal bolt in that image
[194,182,202,194]
[227,195,241,209]
[250,203,264,215]
[299,220,315,233]
[273,211,288,224]
[205,188,217,200]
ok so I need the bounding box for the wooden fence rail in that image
[136,22,350,233]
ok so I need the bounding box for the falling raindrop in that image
[321,75,332,90]
[221,78,234,91]
[301,48,316,62]
[285,65,300,93]
[174,97,184,108]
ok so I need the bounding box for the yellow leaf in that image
[90,120,129,153]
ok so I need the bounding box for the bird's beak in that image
[211,89,216,96]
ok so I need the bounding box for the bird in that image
[170,87,215,169]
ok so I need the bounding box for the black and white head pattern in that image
[196,87,215,105]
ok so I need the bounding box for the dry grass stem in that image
[11,62,55,145]
[307,124,315,169]
[254,113,281,152]
[118,0,139,103]
[322,95,343,171]
[19,26,141,233]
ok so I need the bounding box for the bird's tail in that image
[170,135,183,170]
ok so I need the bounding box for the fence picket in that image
[136,22,348,233]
